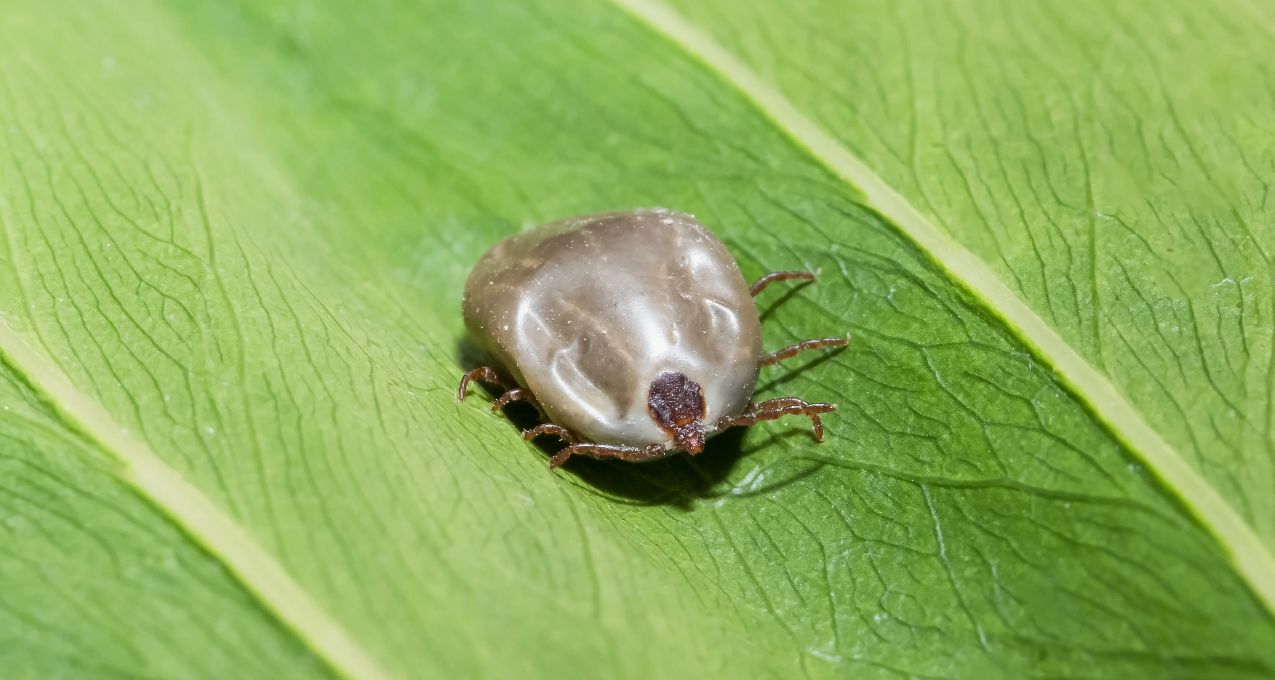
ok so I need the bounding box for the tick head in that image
[647,371,707,455]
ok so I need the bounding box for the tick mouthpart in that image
[647,371,709,454]
[675,424,706,455]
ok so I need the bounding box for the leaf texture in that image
[657,0,1275,545]
[0,1,1271,678]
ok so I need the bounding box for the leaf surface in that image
[653,0,1275,553]
[0,1,1272,678]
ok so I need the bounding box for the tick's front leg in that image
[550,442,667,469]
[716,397,837,441]
[456,366,513,401]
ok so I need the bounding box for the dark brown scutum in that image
[647,371,705,430]
[647,371,707,454]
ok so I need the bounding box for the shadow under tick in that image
[757,278,813,323]
[455,336,488,375]
[756,342,849,395]
[560,427,751,508]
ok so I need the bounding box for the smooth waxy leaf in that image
[0,0,1271,678]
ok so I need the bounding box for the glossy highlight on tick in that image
[457,209,848,469]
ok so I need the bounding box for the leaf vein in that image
[607,0,1275,616]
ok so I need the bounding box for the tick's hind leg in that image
[549,442,667,469]
[750,270,849,365]
[457,366,545,420]
[526,427,671,469]
[749,270,815,297]
[715,397,837,441]
[490,387,542,416]
[522,423,577,445]
[456,366,512,401]
[761,337,848,366]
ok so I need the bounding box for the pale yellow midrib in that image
[607,0,1275,615]
[0,321,391,680]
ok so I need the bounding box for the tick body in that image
[459,209,847,468]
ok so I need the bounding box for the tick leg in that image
[550,442,667,469]
[761,337,848,366]
[491,387,541,415]
[456,366,513,402]
[716,397,837,441]
[749,396,807,410]
[459,367,545,421]
[522,423,578,445]
[749,270,816,297]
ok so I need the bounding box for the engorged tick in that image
[457,208,848,469]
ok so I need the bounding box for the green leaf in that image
[0,0,1271,678]
[645,0,1275,578]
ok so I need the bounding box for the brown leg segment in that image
[761,337,848,366]
[522,423,578,445]
[459,367,548,421]
[550,442,667,469]
[456,366,513,402]
[748,396,812,412]
[459,367,601,466]
[715,398,837,441]
[749,270,816,297]
[491,387,540,414]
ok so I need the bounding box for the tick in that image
[457,208,848,469]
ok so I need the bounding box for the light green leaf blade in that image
[654,0,1275,554]
[0,339,326,678]
[0,1,1271,678]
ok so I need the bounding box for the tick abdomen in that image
[463,209,762,447]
